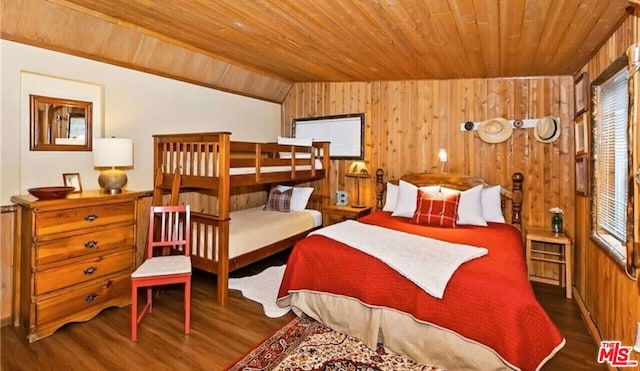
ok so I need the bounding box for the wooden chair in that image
[131,204,192,341]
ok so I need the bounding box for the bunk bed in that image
[153,132,330,305]
[277,171,565,370]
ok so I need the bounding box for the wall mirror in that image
[30,95,93,151]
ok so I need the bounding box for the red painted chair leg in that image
[131,282,138,342]
[185,279,191,335]
[146,287,153,313]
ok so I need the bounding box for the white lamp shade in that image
[93,138,133,167]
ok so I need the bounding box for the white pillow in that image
[291,187,314,211]
[455,185,487,226]
[279,152,312,159]
[382,182,398,212]
[277,136,312,146]
[481,185,505,223]
[391,180,418,218]
[277,136,313,159]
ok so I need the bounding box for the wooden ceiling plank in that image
[447,0,487,77]
[498,0,526,77]
[473,0,501,77]
[531,0,580,75]
[512,0,554,76]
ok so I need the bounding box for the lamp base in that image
[351,204,367,209]
[98,169,127,194]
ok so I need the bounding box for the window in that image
[592,65,628,262]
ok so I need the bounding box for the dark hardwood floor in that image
[1,250,604,370]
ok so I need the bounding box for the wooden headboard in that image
[374,169,524,229]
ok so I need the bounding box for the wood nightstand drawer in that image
[35,201,135,237]
[322,205,372,226]
[35,225,135,265]
[34,250,134,295]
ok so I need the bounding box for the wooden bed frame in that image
[374,169,524,229]
[153,132,330,305]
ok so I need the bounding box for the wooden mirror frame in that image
[29,95,93,151]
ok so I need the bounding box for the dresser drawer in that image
[35,250,134,295]
[35,225,135,265]
[35,273,130,327]
[35,201,135,237]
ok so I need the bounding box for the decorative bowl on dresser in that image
[27,186,75,200]
[11,190,143,342]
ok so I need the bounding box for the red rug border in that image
[223,315,301,371]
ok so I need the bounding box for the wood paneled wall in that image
[283,78,574,235]
[574,14,640,352]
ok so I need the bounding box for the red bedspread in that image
[278,211,565,371]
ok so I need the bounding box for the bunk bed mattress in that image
[193,206,321,261]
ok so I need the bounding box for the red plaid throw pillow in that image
[263,187,293,212]
[411,189,460,227]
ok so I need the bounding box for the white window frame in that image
[591,61,629,264]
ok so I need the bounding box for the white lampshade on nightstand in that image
[93,138,133,194]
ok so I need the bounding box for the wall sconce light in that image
[345,160,370,208]
[628,44,640,78]
[93,137,133,194]
[438,148,448,173]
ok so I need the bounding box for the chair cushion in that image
[131,255,192,278]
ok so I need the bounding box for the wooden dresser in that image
[11,190,142,342]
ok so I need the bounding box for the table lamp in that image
[345,160,370,208]
[93,138,133,194]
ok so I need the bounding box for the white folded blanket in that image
[309,220,488,299]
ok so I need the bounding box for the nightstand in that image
[322,205,372,226]
[525,228,573,299]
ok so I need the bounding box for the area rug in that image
[228,265,290,318]
[225,315,444,370]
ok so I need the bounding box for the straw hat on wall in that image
[534,116,560,143]
[477,118,513,144]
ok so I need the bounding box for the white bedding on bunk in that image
[229,159,324,175]
[162,152,324,177]
[192,206,322,261]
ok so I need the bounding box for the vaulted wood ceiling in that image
[1,0,633,102]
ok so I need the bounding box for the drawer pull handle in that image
[84,293,98,302]
[84,240,98,248]
[83,266,98,275]
[84,214,98,222]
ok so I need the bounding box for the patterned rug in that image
[225,315,444,370]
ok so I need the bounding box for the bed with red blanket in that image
[277,171,565,371]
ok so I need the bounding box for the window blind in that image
[595,68,628,247]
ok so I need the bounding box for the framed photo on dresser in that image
[63,173,82,193]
